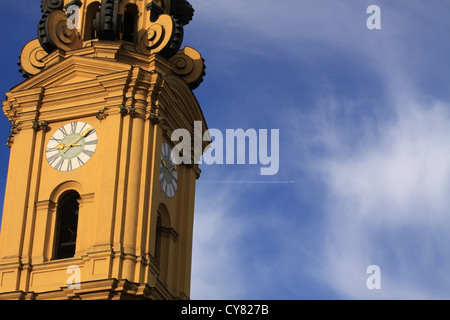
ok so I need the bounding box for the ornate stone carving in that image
[170,0,194,26]
[41,0,64,13]
[6,122,22,148]
[18,0,205,88]
[18,39,48,78]
[96,108,109,120]
[38,0,82,53]
[137,3,184,59]
[32,120,50,132]
[169,47,206,90]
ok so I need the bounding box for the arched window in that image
[154,204,175,283]
[54,191,80,260]
[122,4,139,43]
[84,2,101,40]
[154,212,163,264]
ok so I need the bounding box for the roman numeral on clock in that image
[59,126,69,136]
[47,153,60,165]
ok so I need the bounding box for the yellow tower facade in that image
[0,0,208,300]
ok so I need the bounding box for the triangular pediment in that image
[12,56,132,92]
[3,55,136,124]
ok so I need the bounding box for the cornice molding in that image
[3,54,208,150]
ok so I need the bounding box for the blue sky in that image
[1,0,450,299]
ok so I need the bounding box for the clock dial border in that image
[46,121,98,172]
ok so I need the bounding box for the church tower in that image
[0,0,208,300]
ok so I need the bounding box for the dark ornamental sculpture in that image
[170,0,195,26]
[96,0,120,41]
[139,2,184,59]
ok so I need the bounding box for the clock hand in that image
[80,127,93,137]
[58,128,93,152]
[166,166,178,181]
[56,142,66,151]
[167,166,177,173]
[56,143,82,150]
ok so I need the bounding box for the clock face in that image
[160,142,178,198]
[46,121,98,172]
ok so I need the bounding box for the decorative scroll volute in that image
[19,39,49,78]
[170,0,194,26]
[38,0,82,53]
[45,10,83,51]
[137,7,184,59]
[169,47,206,90]
[41,0,65,13]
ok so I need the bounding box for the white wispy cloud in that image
[281,80,450,298]
[315,99,450,299]
[191,182,250,299]
[189,0,450,299]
